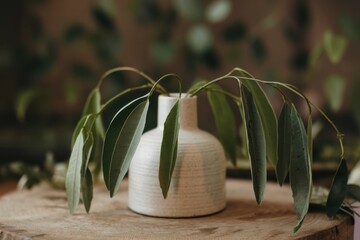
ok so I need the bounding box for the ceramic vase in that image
[128,94,226,217]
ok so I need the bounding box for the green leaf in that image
[102,96,149,196]
[276,101,292,186]
[82,88,105,139]
[187,79,208,95]
[80,132,93,213]
[81,168,93,213]
[63,24,86,44]
[207,85,237,165]
[326,159,348,218]
[159,100,180,199]
[289,104,312,233]
[71,116,88,147]
[64,80,78,104]
[150,41,175,65]
[71,114,97,147]
[309,43,324,67]
[92,6,115,30]
[15,88,39,122]
[324,74,345,112]
[66,130,84,214]
[241,85,266,204]
[324,31,348,64]
[94,31,121,65]
[205,0,232,23]
[82,132,94,174]
[187,24,213,54]
[238,70,278,168]
[173,0,203,21]
[307,115,313,163]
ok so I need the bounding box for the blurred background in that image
[1,0,360,186]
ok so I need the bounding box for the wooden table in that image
[0,181,17,196]
[0,179,353,239]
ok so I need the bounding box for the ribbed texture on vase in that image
[128,95,226,217]
[128,128,226,217]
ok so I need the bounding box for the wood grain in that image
[0,179,353,240]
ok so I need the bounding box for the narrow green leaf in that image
[71,114,97,147]
[82,132,94,173]
[102,96,148,190]
[150,41,175,65]
[71,116,88,147]
[15,88,39,122]
[307,115,313,163]
[71,114,96,147]
[103,97,149,197]
[324,74,345,112]
[324,31,348,64]
[277,101,292,186]
[326,159,348,218]
[205,0,232,23]
[82,88,105,139]
[109,100,149,197]
[80,132,94,213]
[187,79,208,95]
[239,71,278,168]
[309,43,324,67]
[187,24,213,54]
[159,100,180,198]
[66,131,84,214]
[241,85,266,204]
[173,0,203,21]
[289,104,312,233]
[81,168,93,213]
[207,86,237,165]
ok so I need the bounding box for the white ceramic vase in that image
[128,94,226,217]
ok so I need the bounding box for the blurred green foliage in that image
[1,0,360,181]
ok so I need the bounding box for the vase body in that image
[128,94,226,217]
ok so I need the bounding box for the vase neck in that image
[157,94,198,130]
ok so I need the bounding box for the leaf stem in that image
[149,73,182,97]
[189,75,242,96]
[100,84,152,113]
[96,66,168,95]
[222,70,345,159]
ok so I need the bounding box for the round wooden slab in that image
[0,179,353,239]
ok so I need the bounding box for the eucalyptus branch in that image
[189,75,242,97]
[271,85,292,104]
[149,73,182,97]
[96,66,168,95]
[309,104,345,159]
[226,73,313,115]
[223,71,345,159]
[100,84,152,113]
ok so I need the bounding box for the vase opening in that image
[158,93,198,130]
